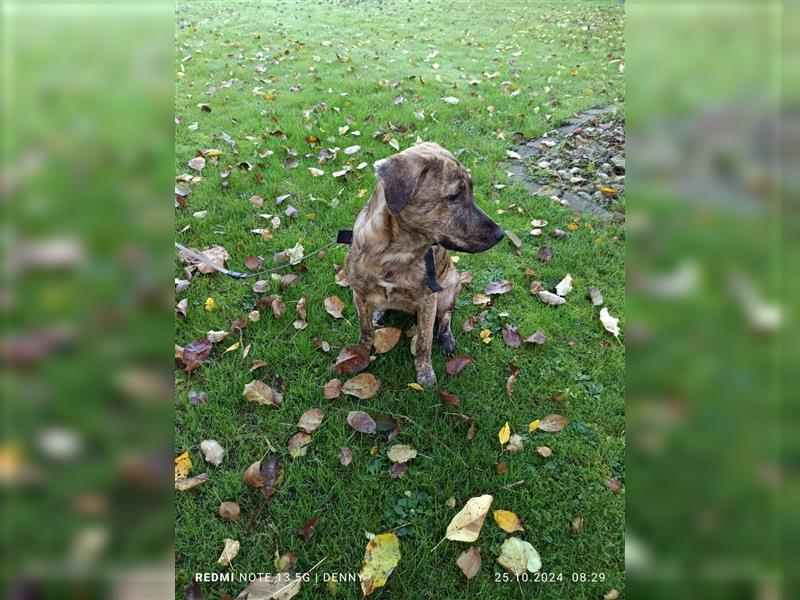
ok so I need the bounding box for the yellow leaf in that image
[567,223,579,231]
[174,451,191,481]
[498,422,511,445]
[528,419,541,432]
[204,297,216,311]
[493,509,524,533]
[480,329,493,344]
[370,445,378,456]
[224,341,241,353]
[450,255,460,264]
[600,186,617,197]
[359,532,401,596]
[445,494,493,542]
[407,382,424,391]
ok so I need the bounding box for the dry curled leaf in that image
[600,307,621,337]
[217,538,240,566]
[298,517,319,541]
[604,589,620,600]
[456,547,481,580]
[373,327,401,353]
[219,501,241,522]
[339,447,353,467]
[502,324,522,348]
[506,434,524,453]
[175,473,209,491]
[200,439,225,466]
[445,355,474,376]
[287,432,312,458]
[342,373,381,399]
[485,280,512,295]
[437,389,461,406]
[536,446,552,458]
[242,380,283,408]
[388,462,407,478]
[588,286,604,306]
[297,408,324,433]
[324,295,345,319]
[333,345,370,374]
[323,378,342,399]
[235,573,301,600]
[181,338,212,372]
[359,532,401,596]
[494,509,524,533]
[347,411,377,434]
[555,273,573,296]
[506,363,520,396]
[538,414,571,432]
[571,515,584,535]
[538,290,566,306]
[525,331,547,345]
[445,494,493,542]
[537,246,554,263]
[497,537,541,575]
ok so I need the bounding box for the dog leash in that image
[175,230,442,292]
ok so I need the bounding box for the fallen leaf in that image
[194,245,229,274]
[502,324,522,348]
[506,363,520,395]
[184,582,202,600]
[242,380,283,408]
[506,230,522,250]
[250,359,268,372]
[175,473,209,491]
[219,501,240,522]
[176,299,188,318]
[386,444,417,464]
[537,246,554,262]
[188,390,208,406]
[342,373,381,399]
[498,422,511,446]
[274,551,298,572]
[359,532,401,596]
[249,195,264,208]
[181,338,213,372]
[314,338,331,353]
[496,462,508,474]
[555,273,573,296]
[245,255,263,270]
[571,515,584,535]
[473,293,491,306]
[528,419,541,432]
[446,355,474,376]
[531,219,548,227]
[497,537,541,575]
[252,280,269,293]
[456,547,481,580]
[604,478,621,493]
[200,440,225,466]
[506,434,524,452]
[388,462,408,478]
[437,389,461,406]
[339,447,353,467]
[588,286,604,306]
[525,331,547,345]
[536,446,552,458]
[308,167,325,177]
[298,408,324,433]
[175,451,191,481]
[235,573,301,600]
[445,494,493,542]
[324,296,345,319]
[600,307,621,337]
[538,290,566,306]
[347,411,377,434]
[280,274,300,291]
[206,330,229,343]
[485,280,512,295]
[479,329,493,344]
[299,517,319,541]
[605,589,620,600]
[373,327,401,353]
[494,510,524,533]
[217,538,240,566]
[441,96,460,105]
[287,432,312,458]
[529,280,543,294]
[188,156,206,171]
[334,345,370,374]
[323,378,342,399]
[539,414,571,432]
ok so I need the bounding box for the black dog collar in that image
[338,229,442,293]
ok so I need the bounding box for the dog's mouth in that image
[439,229,504,253]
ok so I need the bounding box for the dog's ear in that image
[375,154,430,215]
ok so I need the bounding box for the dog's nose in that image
[493,226,506,241]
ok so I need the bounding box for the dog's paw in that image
[416,365,437,388]
[437,329,456,355]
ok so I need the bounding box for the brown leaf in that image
[188,390,208,406]
[176,298,188,318]
[280,274,299,291]
[496,462,508,474]
[184,582,203,600]
[324,295,345,319]
[485,280,512,295]
[437,389,461,406]
[314,338,331,353]
[175,473,209,491]
[299,517,319,541]
[537,246,554,262]
[339,447,353,467]
[334,345,370,374]
[246,455,282,498]
[245,255,263,270]
[445,355,474,376]
[373,327,401,353]
[571,514,584,535]
[465,416,476,440]
[297,408,324,433]
[182,338,212,372]
[538,414,571,432]
[502,324,522,348]
[386,444,417,464]
[347,411,377,434]
[342,373,381,399]
[242,380,283,408]
[460,271,474,285]
[252,280,268,293]
[323,378,342,399]
[536,446,552,458]
[604,477,621,493]
[525,330,547,345]
[249,194,264,208]
[219,501,241,522]
[287,432,312,458]
[506,363,520,395]
[249,359,268,371]
[529,280,543,294]
[388,462,407,478]
[230,316,248,331]
[270,295,286,319]
[284,157,299,169]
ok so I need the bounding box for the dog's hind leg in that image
[415,295,437,388]
[353,292,375,350]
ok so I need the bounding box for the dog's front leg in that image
[415,295,437,388]
[353,291,375,350]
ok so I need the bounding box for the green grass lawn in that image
[175,1,625,598]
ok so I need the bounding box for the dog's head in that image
[374,142,505,253]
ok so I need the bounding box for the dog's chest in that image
[348,258,426,313]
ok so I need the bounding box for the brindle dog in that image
[344,142,505,387]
